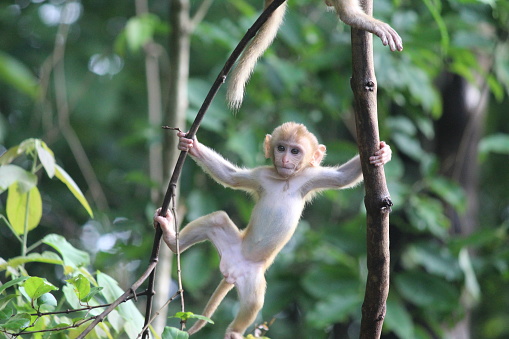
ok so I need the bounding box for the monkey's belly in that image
[219,243,264,285]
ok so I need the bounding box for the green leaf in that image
[37,292,58,310]
[54,164,93,218]
[42,234,90,271]
[0,146,20,165]
[427,176,466,212]
[0,276,29,294]
[67,274,91,301]
[23,277,58,300]
[0,252,63,272]
[306,294,361,328]
[0,165,37,194]
[124,14,162,52]
[402,242,461,280]
[6,182,42,235]
[0,313,31,331]
[82,286,103,303]
[35,140,56,178]
[0,51,39,98]
[0,295,18,312]
[162,326,190,339]
[96,272,144,338]
[62,284,81,309]
[479,134,509,156]
[385,296,415,339]
[172,312,214,324]
[394,271,460,311]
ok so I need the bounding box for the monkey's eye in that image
[291,148,300,155]
[277,145,285,152]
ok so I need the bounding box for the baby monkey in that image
[154,122,391,338]
[227,0,404,109]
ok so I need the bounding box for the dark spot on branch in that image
[365,81,375,91]
[380,196,393,212]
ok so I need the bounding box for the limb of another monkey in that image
[227,0,403,109]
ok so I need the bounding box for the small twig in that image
[162,126,183,133]
[136,290,184,338]
[171,195,186,330]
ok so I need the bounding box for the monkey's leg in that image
[170,211,242,254]
[225,269,266,339]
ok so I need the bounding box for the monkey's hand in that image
[369,141,392,167]
[153,208,178,253]
[177,131,201,157]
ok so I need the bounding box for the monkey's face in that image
[272,141,307,178]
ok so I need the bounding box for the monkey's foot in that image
[153,208,178,252]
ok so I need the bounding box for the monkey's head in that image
[264,122,326,178]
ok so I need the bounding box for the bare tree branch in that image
[349,0,392,337]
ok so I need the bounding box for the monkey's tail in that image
[187,279,235,335]
[226,0,287,110]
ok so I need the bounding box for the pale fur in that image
[155,123,392,338]
[226,0,403,110]
[227,0,287,110]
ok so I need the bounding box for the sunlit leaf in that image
[0,146,20,165]
[23,277,58,300]
[35,140,56,178]
[0,252,63,272]
[172,312,214,324]
[124,14,162,52]
[42,234,90,270]
[54,164,94,218]
[0,165,37,194]
[6,182,42,235]
[67,274,91,301]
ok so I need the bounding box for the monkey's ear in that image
[311,144,326,167]
[264,134,272,159]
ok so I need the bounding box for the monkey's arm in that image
[302,141,392,194]
[177,132,260,191]
[303,155,364,194]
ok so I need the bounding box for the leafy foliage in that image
[0,140,143,337]
[0,0,508,338]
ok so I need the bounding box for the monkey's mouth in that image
[276,166,296,177]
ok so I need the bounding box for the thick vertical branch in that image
[350,0,392,338]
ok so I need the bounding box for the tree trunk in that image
[152,0,191,333]
[350,1,392,338]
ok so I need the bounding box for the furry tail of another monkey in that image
[227,0,287,110]
[187,279,235,335]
